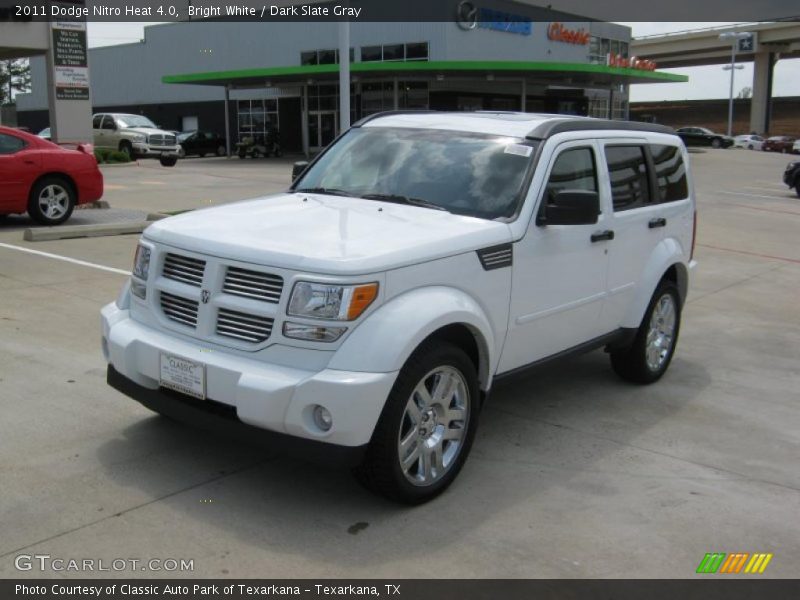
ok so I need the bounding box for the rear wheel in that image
[216,145,226,157]
[355,341,480,504]
[28,176,75,225]
[610,281,681,384]
[711,138,722,149]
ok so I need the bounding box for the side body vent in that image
[477,244,513,271]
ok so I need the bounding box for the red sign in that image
[547,22,590,46]
[607,53,657,71]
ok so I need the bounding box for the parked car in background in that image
[793,139,800,155]
[762,136,796,153]
[734,134,763,151]
[177,130,227,157]
[784,160,800,198]
[675,127,734,149]
[92,113,181,166]
[0,126,103,225]
[37,127,51,140]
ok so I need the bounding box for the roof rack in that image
[526,118,676,139]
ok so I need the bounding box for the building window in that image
[359,42,429,63]
[588,96,609,119]
[300,48,353,66]
[589,37,629,64]
[360,81,429,117]
[237,98,279,143]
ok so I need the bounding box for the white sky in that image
[85,21,800,101]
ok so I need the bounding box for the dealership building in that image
[16,17,685,154]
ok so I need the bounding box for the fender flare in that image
[620,238,689,329]
[328,286,496,389]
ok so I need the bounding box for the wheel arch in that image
[620,238,690,329]
[29,172,78,203]
[327,286,496,391]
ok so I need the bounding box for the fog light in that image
[313,405,333,432]
[131,279,146,300]
[283,321,346,342]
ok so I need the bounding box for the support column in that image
[750,51,775,135]
[393,78,399,110]
[301,84,310,158]
[223,85,231,157]
[338,20,350,132]
[520,79,526,112]
[608,88,614,120]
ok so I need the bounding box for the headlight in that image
[287,281,378,321]
[132,244,151,280]
[129,133,146,143]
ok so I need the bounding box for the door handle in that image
[591,230,615,243]
[649,217,667,229]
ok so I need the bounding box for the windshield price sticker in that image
[504,144,534,157]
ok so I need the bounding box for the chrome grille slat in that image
[223,267,283,304]
[216,308,273,343]
[163,253,206,287]
[160,292,199,328]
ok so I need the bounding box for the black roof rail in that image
[526,118,676,140]
[352,110,439,127]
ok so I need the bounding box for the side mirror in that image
[538,190,599,226]
[292,160,309,182]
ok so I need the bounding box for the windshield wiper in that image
[294,187,358,197]
[360,193,449,212]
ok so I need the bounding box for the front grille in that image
[216,308,274,343]
[163,253,205,287]
[148,134,176,147]
[223,266,283,304]
[160,292,199,328]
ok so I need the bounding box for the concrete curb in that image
[23,221,151,242]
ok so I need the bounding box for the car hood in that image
[143,193,512,275]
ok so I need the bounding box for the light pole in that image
[719,31,752,137]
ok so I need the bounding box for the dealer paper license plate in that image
[159,353,206,400]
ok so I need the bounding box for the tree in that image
[737,86,753,99]
[0,59,32,105]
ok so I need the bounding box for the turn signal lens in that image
[347,283,379,320]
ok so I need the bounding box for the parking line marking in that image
[719,191,793,201]
[0,242,130,275]
[698,243,800,265]
[732,204,800,217]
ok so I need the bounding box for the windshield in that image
[294,127,536,220]
[177,131,194,142]
[116,115,157,129]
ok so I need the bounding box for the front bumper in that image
[101,302,398,457]
[783,168,798,187]
[132,142,181,157]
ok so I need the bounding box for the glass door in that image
[309,111,338,152]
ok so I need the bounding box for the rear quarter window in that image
[0,133,26,154]
[651,144,689,203]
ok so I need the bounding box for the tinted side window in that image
[651,144,688,202]
[0,133,26,155]
[92,114,103,128]
[544,147,597,205]
[101,116,116,130]
[605,145,651,211]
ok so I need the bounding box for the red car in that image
[762,136,796,154]
[0,126,103,225]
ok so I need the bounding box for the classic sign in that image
[547,22,590,45]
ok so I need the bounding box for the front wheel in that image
[159,156,178,167]
[711,138,722,149]
[610,281,682,384]
[28,176,76,225]
[355,342,480,504]
[216,145,226,157]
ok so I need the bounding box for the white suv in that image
[102,112,696,504]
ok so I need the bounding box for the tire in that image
[119,141,134,159]
[748,144,754,150]
[610,280,682,384]
[177,147,186,158]
[781,148,788,154]
[795,180,800,199]
[28,176,76,225]
[198,152,206,158]
[159,156,178,167]
[355,341,480,504]
[711,138,721,149]
[216,145,226,157]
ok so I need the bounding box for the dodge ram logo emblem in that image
[201,290,210,304]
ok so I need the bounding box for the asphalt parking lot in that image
[1,149,799,578]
